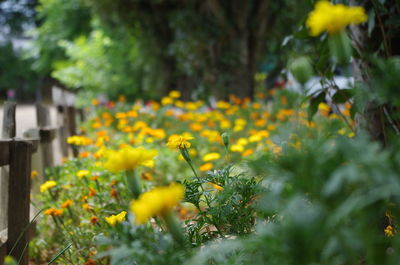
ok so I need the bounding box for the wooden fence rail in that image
[0,97,82,265]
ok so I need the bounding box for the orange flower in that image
[85,258,97,265]
[199,163,213,172]
[90,216,99,225]
[82,203,91,211]
[141,172,154,181]
[79,151,90,158]
[44,208,64,217]
[242,149,254,157]
[110,188,118,199]
[31,170,38,179]
[61,199,73,208]
[88,187,97,197]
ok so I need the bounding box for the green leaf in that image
[367,9,376,37]
[308,92,326,121]
[332,89,354,104]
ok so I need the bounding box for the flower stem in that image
[126,170,142,199]
[163,211,187,248]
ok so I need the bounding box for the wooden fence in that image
[0,89,83,265]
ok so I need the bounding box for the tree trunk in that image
[350,0,400,144]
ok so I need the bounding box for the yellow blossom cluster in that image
[67,135,93,146]
[306,1,367,36]
[103,146,158,172]
[130,183,184,224]
[105,211,127,226]
[166,134,194,149]
[40,180,57,193]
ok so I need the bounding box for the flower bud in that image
[221,132,230,148]
[289,56,313,85]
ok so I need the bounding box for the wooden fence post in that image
[0,140,10,265]
[0,102,16,265]
[0,102,16,231]
[67,106,78,157]
[36,104,54,170]
[7,139,32,265]
[57,106,69,157]
[1,102,16,139]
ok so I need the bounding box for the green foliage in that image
[183,166,262,246]
[0,42,38,96]
[190,134,400,265]
[30,0,92,75]
[51,27,154,99]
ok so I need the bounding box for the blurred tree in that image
[88,0,307,99]
[0,0,38,100]
[348,0,400,144]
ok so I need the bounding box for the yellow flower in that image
[130,183,184,224]
[169,90,181,99]
[105,211,127,226]
[104,146,158,173]
[306,1,367,36]
[166,134,194,149]
[249,134,262,143]
[209,182,223,191]
[384,225,396,237]
[40,180,57,193]
[202,152,221,162]
[237,138,248,146]
[199,163,213,172]
[67,135,92,146]
[77,170,90,178]
[230,144,244,153]
[161,96,173,105]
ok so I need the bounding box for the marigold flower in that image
[141,172,154,181]
[105,211,127,226]
[85,258,97,265]
[169,90,181,99]
[88,187,97,197]
[77,170,90,178]
[384,225,396,237]
[61,199,73,208]
[79,151,90,158]
[82,203,91,211]
[103,146,157,172]
[306,1,367,36]
[44,208,63,217]
[118,95,126,102]
[40,180,57,193]
[209,182,223,191]
[230,144,244,153]
[31,170,38,179]
[161,96,173,105]
[202,152,221,162]
[242,149,254,157]
[199,163,213,172]
[67,135,92,146]
[166,134,194,149]
[130,183,184,224]
[110,188,118,199]
[90,216,99,225]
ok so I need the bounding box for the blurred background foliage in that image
[1,0,310,101]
